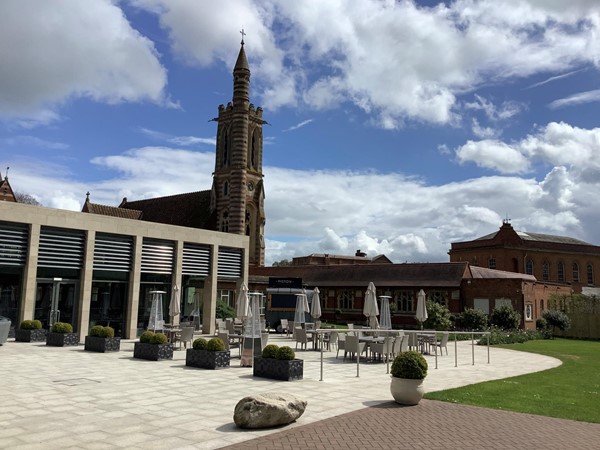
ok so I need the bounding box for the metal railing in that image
[310,328,491,381]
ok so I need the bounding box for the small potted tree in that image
[84,325,121,352]
[390,351,428,405]
[133,331,173,361]
[15,319,47,342]
[186,337,230,370]
[46,322,79,347]
[253,344,303,381]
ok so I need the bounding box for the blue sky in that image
[2,0,600,265]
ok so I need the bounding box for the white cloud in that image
[132,0,600,128]
[525,69,585,89]
[471,119,499,139]
[456,140,530,173]
[0,0,167,125]
[548,89,600,109]
[283,119,314,132]
[1,135,69,150]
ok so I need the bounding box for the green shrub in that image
[206,337,225,351]
[391,351,428,379]
[192,338,207,350]
[150,333,168,344]
[89,325,115,338]
[20,319,42,330]
[276,346,295,360]
[542,310,571,335]
[139,331,155,343]
[215,300,235,320]
[51,322,73,333]
[489,305,521,330]
[456,308,488,331]
[423,301,452,330]
[262,344,279,359]
[536,317,548,330]
[477,326,547,345]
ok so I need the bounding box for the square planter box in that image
[15,329,47,342]
[253,357,304,381]
[46,332,79,347]
[186,349,230,370]
[133,342,173,361]
[84,336,121,352]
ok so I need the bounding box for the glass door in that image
[35,280,77,330]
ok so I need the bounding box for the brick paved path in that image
[222,400,600,450]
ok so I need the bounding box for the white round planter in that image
[390,376,425,405]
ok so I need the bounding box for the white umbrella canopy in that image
[235,283,250,320]
[294,293,309,324]
[416,289,428,329]
[379,296,392,330]
[168,285,181,324]
[363,282,379,328]
[310,287,322,320]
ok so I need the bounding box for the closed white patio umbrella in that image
[168,285,181,325]
[379,295,392,330]
[416,289,428,329]
[294,293,309,325]
[310,287,322,320]
[235,283,250,321]
[363,282,379,329]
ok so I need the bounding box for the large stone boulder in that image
[233,393,307,429]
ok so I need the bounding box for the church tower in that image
[212,34,266,266]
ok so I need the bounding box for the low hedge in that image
[20,319,42,330]
[89,325,115,338]
[51,322,73,333]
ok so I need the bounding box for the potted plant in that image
[133,331,173,361]
[84,325,121,352]
[46,322,79,347]
[186,337,230,370]
[15,319,47,342]
[390,351,428,405]
[253,344,303,381]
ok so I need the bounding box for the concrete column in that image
[202,244,219,335]
[20,223,40,323]
[125,235,142,339]
[77,230,95,340]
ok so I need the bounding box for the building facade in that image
[449,220,600,295]
[0,201,248,338]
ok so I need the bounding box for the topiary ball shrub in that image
[489,305,521,330]
[151,333,168,344]
[139,331,155,343]
[20,319,42,330]
[90,325,105,337]
[51,322,73,333]
[456,308,488,331]
[542,310,571,333]
[104,326,115,338]
[262,344,279,359]
[207,337,225,351]
[391,351,428,380]
[193,338,207,350]
[276,346,295,360]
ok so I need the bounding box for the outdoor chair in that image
[370,336,394,362]
[226,320,236,335]
[336,333,346,358]
[432,331,450,355]
[323,330,338,352]
[287,321,295,338]
[344,335,367,361]
[279,318,289,334]
[174,326,194,349]
[218,331,240,358]
[295,328,309,351]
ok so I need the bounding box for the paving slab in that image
[0,334,562,449]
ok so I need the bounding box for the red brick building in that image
[449,220,600,295]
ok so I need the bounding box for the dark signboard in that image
[268,277,302,289]
[270,293,297,310]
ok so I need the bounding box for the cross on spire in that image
[240,28,246,45]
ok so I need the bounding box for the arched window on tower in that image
[223,181,229,196]
[245,210,251,236]
[222,131,230,168]
[573,262,580,282]
[542,261,549,281]
[221,211,229,232]
[587,263,594,285]
[525,259,534,275]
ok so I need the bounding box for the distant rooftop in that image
[476,230,592,246]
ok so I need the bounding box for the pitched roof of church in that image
[119,190,215,229]
[83,200,142,220]
[0,176,16,202]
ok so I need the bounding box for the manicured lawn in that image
[425,339,600,423]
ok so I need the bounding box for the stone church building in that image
[84,38,266,267]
